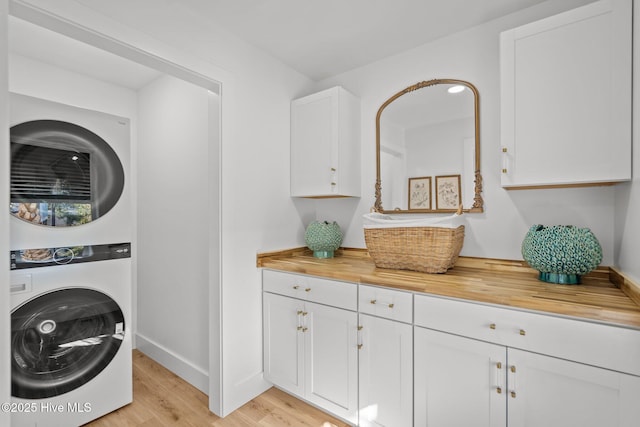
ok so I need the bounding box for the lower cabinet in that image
[263,270,640,427]
[507,349,640,427]
[358,314,413,427]
[414,326,640,427]
[414,327,506,427]
[263,291,359,424]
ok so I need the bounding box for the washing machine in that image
[8,93,133,426]
[9,245,132,427]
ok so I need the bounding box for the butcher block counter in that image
[257,247,640,329]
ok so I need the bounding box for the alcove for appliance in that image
[6,6,223,416]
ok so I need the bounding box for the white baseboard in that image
[135,332,209,394]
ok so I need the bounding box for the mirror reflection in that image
[375,79,483,213]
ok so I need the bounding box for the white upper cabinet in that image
[500,0,632,188]
[291,86,361,197]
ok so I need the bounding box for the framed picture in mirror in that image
[408,176,432,210]
[435,175,462,210]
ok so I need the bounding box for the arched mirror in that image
[374,79,483,213]
[10,119,125,227]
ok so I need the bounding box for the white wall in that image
[316,0,618,266]
[0,1,11,425]
[136,74,212,392]
[614,2,640,283]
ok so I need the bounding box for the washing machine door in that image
[11,288,126,399]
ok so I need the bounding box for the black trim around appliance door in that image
[10,242,131,270]
[11,287,125,399]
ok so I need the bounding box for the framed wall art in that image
[408,176,432,210]
[435,175,462,210]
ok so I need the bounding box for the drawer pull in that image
[305,288,312,292]
[489,323,496,330]
[370,299,395,308]
[519,329,526,336]
[293,285,300,290]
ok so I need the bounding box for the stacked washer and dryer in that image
[8,93,133,427]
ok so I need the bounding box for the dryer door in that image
[11,288,125,399]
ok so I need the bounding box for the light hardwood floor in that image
[85,350,349,427]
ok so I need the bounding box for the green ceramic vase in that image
[521,225,602,284]
[305,221,343,258]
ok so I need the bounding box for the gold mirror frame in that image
[374,79,483,213]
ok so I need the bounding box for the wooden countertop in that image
[257,248,640,329]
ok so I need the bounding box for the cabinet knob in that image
[501,168,508,174]
[519,329,526,336]
[330,182,337,186]
[510,391,517,398]
[293,285,300,290]
[489,323,496,330]
[330,167,336,172]
[305,288,311,292]
[502,147,508,153]
[302,327,308,332]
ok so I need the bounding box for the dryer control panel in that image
[10,242,131,270]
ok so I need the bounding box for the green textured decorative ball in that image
[521,225,602,284]
[305,221,343,258]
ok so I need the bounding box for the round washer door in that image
[11,288,126,399]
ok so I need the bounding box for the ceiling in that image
[10,0,557,84]
[162,0,550,81]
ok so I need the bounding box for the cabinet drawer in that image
[359,284,412,323]
[263,269,357,311]
[414,294,640,376]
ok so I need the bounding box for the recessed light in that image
[448,85,465,94]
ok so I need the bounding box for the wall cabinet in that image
[290,86,360,198]
[500,0,632,188]
[414,294,640,427]
[358,285,413,427]
[262,270,358,424]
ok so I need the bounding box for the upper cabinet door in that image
[500,0,632,189]
[291,86,361,198]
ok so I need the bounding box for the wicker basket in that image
[364,225,465,273]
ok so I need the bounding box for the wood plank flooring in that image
[85,350,349,427]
